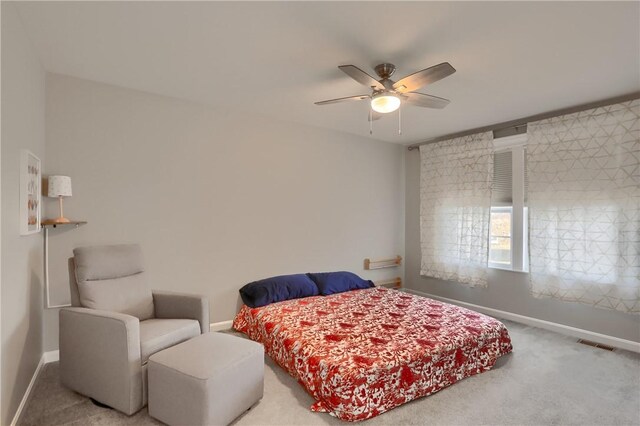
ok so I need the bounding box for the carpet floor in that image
[19,320,640,426]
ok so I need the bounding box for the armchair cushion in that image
[74,244,144,281]
[73,245,154,320]
[140,319,200,363]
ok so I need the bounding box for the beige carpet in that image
[19,320,640,426]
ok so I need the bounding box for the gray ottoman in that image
[148,332,264,426]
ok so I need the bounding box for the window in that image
[489,206,512,267]
[489,134,528,272]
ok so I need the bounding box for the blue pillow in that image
[239,274,319,308]
[306,271,374,296]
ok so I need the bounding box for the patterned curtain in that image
[527,99,639,313]
[420,132,493,287]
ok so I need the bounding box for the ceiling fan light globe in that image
[371,93,400,113]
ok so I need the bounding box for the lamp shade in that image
[371,92,401,113]
[48,175,72,197]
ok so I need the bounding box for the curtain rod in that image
[406,91,640,151]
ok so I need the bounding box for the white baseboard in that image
[10,353,46,426]
[43,350,59,363]
[404,289,640,353]
[210,320,233,332]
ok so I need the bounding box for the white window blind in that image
[492,150,529,206]
[524,153,528,204]
[492,151,512,205]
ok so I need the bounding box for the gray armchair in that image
[59,244,209,415]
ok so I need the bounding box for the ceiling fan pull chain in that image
[369,109,373,135]
[398,104,402,135]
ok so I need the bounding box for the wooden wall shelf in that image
[364,255,402,270]
[41,220,87,229]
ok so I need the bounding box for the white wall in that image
[1,4,46,424]
[405,149,640,343]
[43,74,405,351]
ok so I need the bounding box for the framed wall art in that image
[20,149,41,235]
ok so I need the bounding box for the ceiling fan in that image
[315,62,456,120]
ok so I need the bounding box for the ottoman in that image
[148,332,264,426]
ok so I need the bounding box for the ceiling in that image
[14,1,640,145]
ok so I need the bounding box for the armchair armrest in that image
[152,290,210,334]
[59,307,143,414]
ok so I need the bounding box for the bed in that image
[233,287,512,421]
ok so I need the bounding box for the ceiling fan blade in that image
[314,95,370,105]
[368,110,382,121]
[403,92,451,109]
[338,65,384,90]
[393,62,456,93]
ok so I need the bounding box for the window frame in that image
[489,134,528,273]
[488,206,514,270]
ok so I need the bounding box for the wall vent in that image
[578,339,615,351]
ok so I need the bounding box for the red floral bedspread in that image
[233,287,512,421]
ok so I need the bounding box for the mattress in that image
[233,287,513,421]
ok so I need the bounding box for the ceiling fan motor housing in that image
[374,63,396,79]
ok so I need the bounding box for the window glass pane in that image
[490,211,511,237]
[489,208,512,267]
[490,237,511,264]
